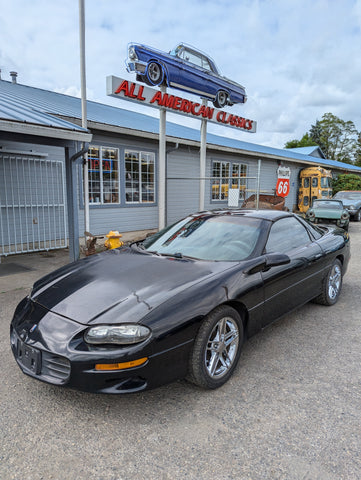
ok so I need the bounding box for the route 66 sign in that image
[276,165,291,197]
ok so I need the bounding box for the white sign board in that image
[106,76,257,134]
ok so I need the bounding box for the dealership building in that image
[1,76,361,261]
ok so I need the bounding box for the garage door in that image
[0,152,67,256]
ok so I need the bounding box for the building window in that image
[88,146,119,204]
[125,150,155,204]
[212,161,247,201]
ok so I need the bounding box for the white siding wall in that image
[78,134,159,235]
[0,134,311,248]
[166,149,200,224]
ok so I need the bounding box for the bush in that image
[332,174,361,193]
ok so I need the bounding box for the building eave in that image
[0,119,92,143]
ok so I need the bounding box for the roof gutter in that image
[0,119,92,143]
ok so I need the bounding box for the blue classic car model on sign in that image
[126,43,247,108]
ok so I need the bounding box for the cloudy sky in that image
[1,0,360,148]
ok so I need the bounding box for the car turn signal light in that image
[95,357,148,371]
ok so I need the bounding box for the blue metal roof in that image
[1,79,360,173]
[287,146,326,158]
[0,81,89,133]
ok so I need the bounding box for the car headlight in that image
[128,46,138,61]
[350,205,355,210]
[84,324,151,345]
[341,212,349,219]
[308,210,315,217]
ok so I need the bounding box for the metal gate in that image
[0,152,67,257]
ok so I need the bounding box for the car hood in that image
[313,208,342,219]
[339,200,360,208]
[31,248,233,325]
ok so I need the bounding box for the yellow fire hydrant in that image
[104,231,124,250]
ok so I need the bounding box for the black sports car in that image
[10,210,350,394]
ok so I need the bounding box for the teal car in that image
[306,199,350,230]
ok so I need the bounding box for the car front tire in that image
[313,258,343,306]
[354,210,361,222]
[146,62,164,86]
[187,305,243,389]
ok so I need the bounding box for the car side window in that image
[201,57,212,71]
[265,217,311,253]
[181,49,203,68]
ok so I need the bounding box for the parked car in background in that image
[126,42,247,108]
[11,210,350,394]
[332,191,361,221]
[306,199,350,230]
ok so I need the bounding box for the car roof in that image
[314,199,342,202]
[194,209,293,221]
[313,199,343,206]
[171,43,219,73]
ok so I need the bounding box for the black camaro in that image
[10,210,350,394]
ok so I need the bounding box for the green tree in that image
[309,119,326,153]
[317,113,357,164]
[284,133,317,149]
[285,113,359,164]
[355,132,361,167]
[332,173,361,193]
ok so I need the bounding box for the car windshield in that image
[334,192,361,200]
[313,200,342,209]
[142,215,263,261]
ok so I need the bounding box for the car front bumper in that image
[10,297,193,394]
[126,60,147,75]
[346,208,358,216]
[308,215,349,228]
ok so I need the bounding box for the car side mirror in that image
[243,253,290,275]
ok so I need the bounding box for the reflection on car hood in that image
[31,248,232,325]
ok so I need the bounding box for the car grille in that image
[11,328,71,385]
[41,351,71,383]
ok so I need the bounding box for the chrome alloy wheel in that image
[147,62,163,84]
[205,316,239,379]
[328,262,342,300]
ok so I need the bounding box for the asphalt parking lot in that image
[1,224,361,480]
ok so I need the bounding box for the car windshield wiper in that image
[158,252,183,258]
[129,242,154,254]
[157,252,200,260]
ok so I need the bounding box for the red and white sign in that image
[106,76,257,133]
[276,165,291,197]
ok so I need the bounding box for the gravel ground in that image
[1,224,360,480]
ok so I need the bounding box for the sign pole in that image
[199,99,207,212]
[158,86,167,230]
[256,159,261,209]
[79,0,90,238]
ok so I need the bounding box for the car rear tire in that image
[214,90,229,108]
[146,62,164,86]
[313,258,343,306]
[187,305,243,389]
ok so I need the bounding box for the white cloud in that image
[0,0,360,149]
